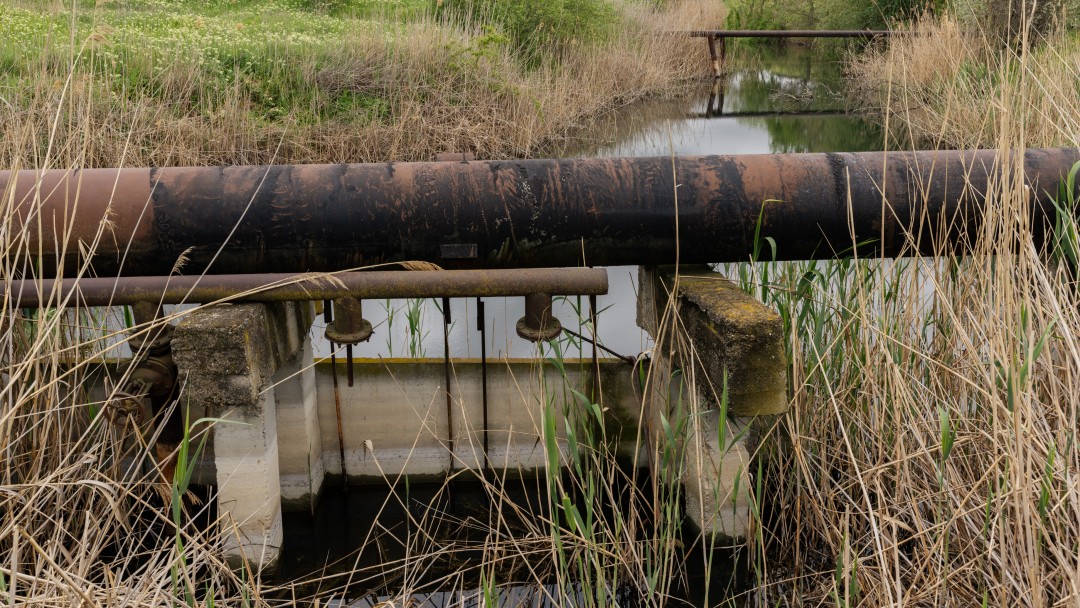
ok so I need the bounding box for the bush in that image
[723,0,943,31]
[438,0,619,66]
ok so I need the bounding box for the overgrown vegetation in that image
[7,0,1080,606]
[0,0,728,606]
[724,0,1079,39]
[0,0,719,167]
[724,15,1080,604]
[850,15,1080,149]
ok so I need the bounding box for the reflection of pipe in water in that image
[695,109,849,119]
[706,79,725,117]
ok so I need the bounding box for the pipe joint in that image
[516,293,562,342]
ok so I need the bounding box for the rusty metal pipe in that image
[3,268,609,308]
[4,149,1078,277]
[707,34,720,78]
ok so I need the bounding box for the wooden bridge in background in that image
[679,29,895,77]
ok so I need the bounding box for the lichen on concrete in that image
[637,265,788,417]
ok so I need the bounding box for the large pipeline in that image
[2,148,1077,277]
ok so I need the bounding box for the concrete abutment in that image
[636,265,789,543]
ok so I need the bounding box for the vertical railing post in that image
[706,34,720,78]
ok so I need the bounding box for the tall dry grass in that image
[848,16,1080,149]
[0,1,726,606]
[735,19,1080,606]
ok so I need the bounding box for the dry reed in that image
[0,1,724,606]
[738,19,1080,605]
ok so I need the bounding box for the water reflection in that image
[560,46,883,158]
[317,49,885,363]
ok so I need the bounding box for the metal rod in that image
[3,268,608,308]
[477,297,489,471]
[442,297,454,472]
[346,344,354,387]
[325,300,347,481]
[589,294,599,405]
[560,327,636,364]
[6,149,1077,276]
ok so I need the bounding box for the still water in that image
[279,46,884,605]
[309,47,883,364]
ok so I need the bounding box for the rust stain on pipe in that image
[3,168,155,263]
[2,149,1077,277]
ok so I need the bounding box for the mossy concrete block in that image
[638,265,788,416]
[172,304,274,412]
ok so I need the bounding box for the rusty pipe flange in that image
[129,323,173,354]
[325,296,373,344]
[105,390,147,425]
[516,293,562,342]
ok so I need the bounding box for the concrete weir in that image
[163,266,787,570]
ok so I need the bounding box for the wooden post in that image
[707,34,720,78]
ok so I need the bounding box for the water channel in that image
[276,45,886,606]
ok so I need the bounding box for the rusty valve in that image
[324,296,373,345]
[324,296,372,387]
[108,306,178,428]
[516,293,562,342]
[108,354,176,425]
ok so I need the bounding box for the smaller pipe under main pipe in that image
[4,268,608,309]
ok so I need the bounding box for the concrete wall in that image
[303,358,641,483]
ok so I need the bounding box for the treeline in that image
[725,0,1079,39]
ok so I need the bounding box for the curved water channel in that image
[280,46,885,605]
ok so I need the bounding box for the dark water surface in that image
[273,45,884,606]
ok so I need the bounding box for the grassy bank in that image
[0,0,721,168]
[849,17,1080,149]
